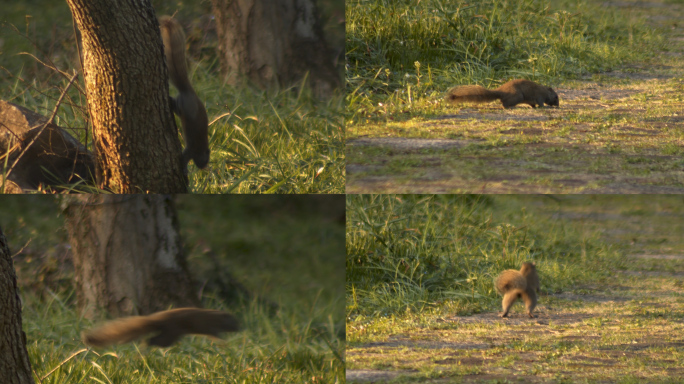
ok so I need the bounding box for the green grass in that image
[346,194,617,318]
[26,295,342,384]
[346,0,663,124]
[1,195,344,383]
[346,195,684,382]
[0,1,344,193]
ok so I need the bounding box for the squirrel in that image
[159,16,210,170]
[446,79,559,109]
[495,262,540,318]
[82,308,240,348]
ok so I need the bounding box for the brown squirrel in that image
[82,308,240,348]
[160,16,210,170]
[446,79,559,109]
[495,262,540,318]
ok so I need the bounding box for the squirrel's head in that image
[193,149,210,169]
[546,88,559,107]
[520,262,536,273]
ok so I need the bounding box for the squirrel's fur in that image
[82,308,240,348]
[447,79,559,109]
[495,262,540,318]
[160,16,210,170]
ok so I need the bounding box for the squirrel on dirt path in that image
[82,308,240,348]
[446,79,559,109]
[495,262,540,318]
[160,16,210,170]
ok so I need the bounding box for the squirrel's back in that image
[519,262,539,292]
[151,308,239,335]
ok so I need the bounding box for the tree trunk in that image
[0,228,35,384]
[66,0,188,193]
[62,195,199,319]
[211,0,340,98]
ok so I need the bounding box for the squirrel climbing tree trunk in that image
[211,0,341,98]
[66,0,187,193]
[62,195,199,319]
[0,228,35,384]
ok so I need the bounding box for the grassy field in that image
[0,195,344,383]
[346,194,684,383]
[345,0,684,193]
[0,0,344,193]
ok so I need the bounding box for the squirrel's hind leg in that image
[501,292,519,317]
[524,295,537,318]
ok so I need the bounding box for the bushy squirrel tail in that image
[82,316,155,348]
[82,308,240,348]
[495,269,527,294]
[160,16,192,93]
[446,85,504,104]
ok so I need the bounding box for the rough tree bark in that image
[66,0,188,193]
[62,195,199,319]
[0,227,35,384]
[211,0,341,98]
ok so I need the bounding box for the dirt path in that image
[346,1,684,194]
[346,197,684,383]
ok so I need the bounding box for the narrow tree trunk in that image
[0,228,35,384]
[66,0,188,193]
[62,195,199,319]
[211,0,340,98]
